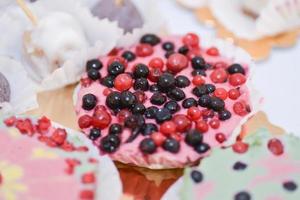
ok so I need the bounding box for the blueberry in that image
[283,181,297,191]
[139,138,157,154]
[167,88,186,101]
[109,123,123,135]
[157,73,175,91]
[106,91,122,110]
[89,128,101,140]
[234,191,251,200]
[185,130,203,147]
[101,75,115,88]
[178,45,189,55]
[140,34,161,46]
[191,170,203,183]
[82,93,97,111]
[150,93,167,105]
[165,51,175,58]
[233,161,247,171]
[150,84,160,93]
[206,84,216,93]
[100,135,120,153]
[192,69,207,77]
[227,63,245,75]
[134,78,149,91]
[87,69,101,80]
[86,59,102,71]
[131,103,146,114]
[141,123,158,136]
[182,98,198,108]
[164,100,180,114]
[122,51,136,62]
[191,56,206,70]
[108,61,125,76]
[175,75,191,88]
[163,138,180,153]
[194,143,210,154]
[144,106,159,119]
[209,97,225,111]
[193,85,208,97]
[124,115,145,129]
[155,108,172,123]
[162,42,174,51]
[198,95,211,107]
[121,91,137,108]
[133,64,149,78]
[219,110,232,121]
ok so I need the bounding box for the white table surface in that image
[158,0,300,135]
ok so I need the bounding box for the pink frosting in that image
[75,35,252,168]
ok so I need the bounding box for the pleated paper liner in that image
[26,84,283,200]
[194,7,300,61]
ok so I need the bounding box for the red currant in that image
[4,116,17,127]
[173,114,192,133]
[210,68,228,83]
[215,133,226,143]
[232,141,249,154]
[209,119,220,129]
[149,57,164,70]
[107,56,127,68]
[92,110,111,129]
[37,116,51,133]
[167,53,188,73]
[148,67,163,82]
[233,101,249,116]
[134,91,147,103]
[114,73,133,92]
[229,73,246,86]
[214,88,228,100]
[182,33,199,47]
[196,120,209,133]
[78,115,92,129]
[151,132,166,146]
[160,121,177,136]
[103,88,112,96]
[268,138,284,156]
[206,47,219,56]
[187,48,201,60]
[187,106,202,121]
[228,88,240,100]
[51,128,67,145]
[117,109,131,123]
[214,62,227,69]
[82,173,96,184]
[80,77,92,87]
[192,75,205,86]
[135,44,154,57]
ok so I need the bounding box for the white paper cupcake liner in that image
[0,0,123,91]
[0,56,38,116]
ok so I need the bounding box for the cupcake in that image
[163,129,300,200]
[0,0,122,91]
[75,33,259,169]
[0,56,38,115]
[0,115,122,200]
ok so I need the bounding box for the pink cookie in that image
[0,116,122,200]
[75,33,257,169]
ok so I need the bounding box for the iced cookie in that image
[75,33,258,169]
[0,116,122,200]
[163,129,300,200]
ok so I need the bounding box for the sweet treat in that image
[0,56,37,115]
[75,33,258,169]
[0,116,122,200]
[163,129,300,200]
[0,0,122,90]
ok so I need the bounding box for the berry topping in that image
[178,45,189,55]
[209,97,225,111]
[234,191,251,200]
[101,75,115,88]
[215,132,226,143]
[210,68,228,83]
[140,34,161,46]
[157,73,176,91]
[233,101,250,116]
[232,141,249,154]
[192,75,205,86]
[191,170,203,183]
[175,75,191,88]
[114,73,133,92]
[173,114,192,133]
[151,132,166,146]
[218,110,232,121]
[150,93,167,105]
[89,128,101,140]
[87,69,101,81]
[108,61,125,76]
[149,84,160,93]
[109,123,123,135]
[136,44,154,57]
[283,181,297,191]
[182,98,198,108]
[167,88,186,101]
[187,106,201,121]
[195,120,209,133]
[162,42,175,51]
[185,130,203,147]
[192,69,207,77]
[124,115,145,129]
[78,115,92,129]
[227,63,245,75]
[182,33,199,47]
[134,78,149,91]
[106,91,122,110]
[144,106,159,119]
[206,47,219,56]
[214,88,228,100]
[141,123,158,136]
[92,109,111,129]
[198,95,211,108]
[139,138,157,154]
[233,161,247,171]
[131,103,146,115]
[228,88,241,100]
[122,51,136,62]
[155,108,172,123]
[149,57,164,69]
[209,119,220,129]
[100,135,120,153]
[268,138,284,156]
[163,138,180,153]
[167,53,188,73]
[82,94,97,111]
[120,91,136,108]
[133,64,149,78]
[194,143,210,154]
[160,121,177,136]
[229,73,246,86]
[86,59,103,71]
[148,67,163,82]
[164,100,180,114]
